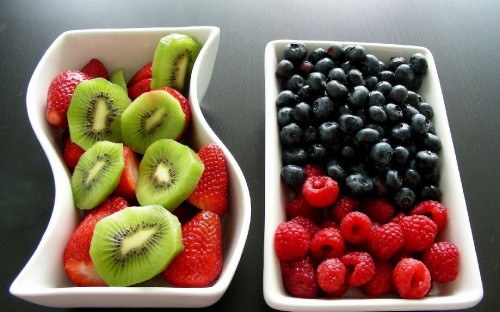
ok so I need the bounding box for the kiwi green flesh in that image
[150,33,202,94]
[89,205,183,287]
[71,141,124,210]
[121,90,186,154]
[136,139,204,211]
[109,68,127,91]
[67,78,131,150]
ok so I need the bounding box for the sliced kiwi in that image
[109,68,127,91]
[150,33,202,94]
[89,205,183,287]
[71,141,124,210]
[121,90,186,154]
[136,139,204,211]
[67,78,131,150]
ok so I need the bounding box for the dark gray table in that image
[1,0,498,311]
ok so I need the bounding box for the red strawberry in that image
[63,196,128,286]
[128,77,152,100]
[156,87,192,140]
[127,61,152,88]
[187,144,228,217]
[113,146,140,203]
[163,210,223,287]
[62,132,85,171]
[80,58,109,80]
[46,70,89,128]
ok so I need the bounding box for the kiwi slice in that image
[136,139,204,211]
[89,205,183,287]
[121,90,186,154]
[67,78,131,150]
[71,141,124,210]
[109,68,127,91]
[150,33,202,94]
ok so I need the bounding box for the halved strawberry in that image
[187,143,228,217]
[46,70,90,128]
[62,132,85,171]
[163,210,223,287]
[128,77,152,100]
[63,196,128,286]
[156,87,192,140]
[113,146,140,203]
[80,58,109,80]
[127,61,152,88]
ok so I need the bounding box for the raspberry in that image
[410,200,448,232]
[316,258,347,293]
[274,221,310,261]
[330,195,359,223]
[285,193,324,224]
[361,260,395,297]
[320,219,339,229]
[302,176,339,208]
[340,211,371,244]
[367,222,404,260]
[390,211,406,224]
[309,227,345,260]
[392,258,431,299]
[280,256,319,298]
[360,197,395,224]
[422,241,460,283]
[399,215,437,252]
[303,163,326,178]
[341,251,376,286]
[290,216,320,239]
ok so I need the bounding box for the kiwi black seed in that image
[151,33,202,95]
[71,141,124,210]
[136,139,204,211]
[89,205,183,287]
[67,78,131,150]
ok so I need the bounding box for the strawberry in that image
[46,70,89,128]
[113,146,140,203]
[187,143,229,217]
[128,77,152,100]
[156,87,192,140]
[80,58,109,80]
[63,196,128,286]
[127,61,152,88]
[163,210,223,287]
[62,132,85,171]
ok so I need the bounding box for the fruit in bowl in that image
[10,27,251,308]
[264,40,482,311]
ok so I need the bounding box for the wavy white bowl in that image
[10,26,251,308]
[264,40,483,311]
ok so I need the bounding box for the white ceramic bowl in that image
[264,40,483,311]
[9,26,251,308]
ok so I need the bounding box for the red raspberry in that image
[324,281,349,298]
[340,211,371,244]
[316,258,346,293]
[302,176,339,208]
[290,216,320,239]
[303,163,326,178]
[410,200,448,232]
[393,258,431,299]
[330,195,359,223]
[285,193,324,224]
[274,221,310,261]
[341,251,376,287]
[422,241,460,283]
[399,215,437,252]
[280,256,319,298]
[309,227,345,260]
[361,260,395,297]
[319,219,339,230]
[390,248,414,266]
[360,197,395,224]
[367,222,404,260]
[390,211,406,224]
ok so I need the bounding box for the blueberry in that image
[365,76,379,91]
[393,187,416,210]
[325,80,349,100]
[341,145,356,160]
[327,68,346,83]
[277,106,294,128]
[417,102,434,119]
[338,104,353,116]
[306,72,327,92]
[282,147,307,165]
[387,56,406,72]
[371,142,393,166]
[394,64,415,87]
[303,125,318,144]
[283,42,307,63]
[309,47,328,64]
[386,169,403,191]
[279,123,303,147]
[377,70,395,84]
[360,54,381,76]
[293,102,312,125]
[402,104,420,121]
[308,143,327,163]
[389,123,412,144]
[297,85,313,102]
[314,58,336,75]
[275,59,295,80]
[339,114,364,133]
[276,90,299,108]
[415,150,440,171]
[420,185,442,201]
[407,75,423,91]
[345,173,374,196]
[312,96,335,119]
[406,91,422,106]
[341,61,355,73]
[373,81,392,95]
[346,69,365,87]
[410,53,428,75]
[281,164,306,187]
[326,43,346,62]
[403,168,421,188]
[411,113,431,135]
[392,145,410,168]
[348,86,369,108]
[285,74,305,93]
[326,160,347,182]
[349,162,370,176]
[368,91,385,107]
[389,85,408,105]
[368,105,387,123]
[298,60,315,76]
[384,103,404,123]
[365,123,386,138]
[346,45,366,64]
[319,121,342,145]
[421,133,442,152]
[354,128,380,148]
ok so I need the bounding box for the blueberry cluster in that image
[276,42,442,210]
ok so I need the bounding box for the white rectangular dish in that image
[263,40,482,311]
